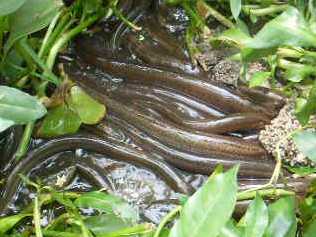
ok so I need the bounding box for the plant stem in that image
[34,195,43,237]
[38,12,62,59]
[237,188,294,201]
[197,0,234,28]
[112,7,141,31]
[15,122,34,161]
[40,12,72,59]
[18,39,60,85]
[154,206,182,237]
[99,223,155,237]
[243,4,289,16]
[43,231,81,237]
[46,15,100,71]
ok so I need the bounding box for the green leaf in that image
[218,219,241,237]
[169,166,239,237]
[0,117,15,133]
[0,0,26,16]
[230,0,241,20]
[285,165,316,176]
[5,0,63,51]
[249,71,271,88]
[303,219,316,237]
[243,195,268,237]
[75,192,139,224]
[0,86,46,132]
[285,65,315,83]
[85,214,129,235]
[68,86,106,125]
[293,130,316,163]
[263,196,297,237]
[37,104,81,138]
[217,28,251,47]
[0,214,31,234]
[246,7,316,49]
[296,81,316,125]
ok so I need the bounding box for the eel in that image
[0,135,192,215]
[93,116,275,178]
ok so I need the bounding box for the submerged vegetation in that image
[1,0,316,236]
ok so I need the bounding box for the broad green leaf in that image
[0,0,26,16]
[243,195,268,237]
[0,86,46,132]
[230,0,241,20]
[68,86,106,125]
[218,219,241,237]
[0,117,14,133]
[85,214,129,235]
[169,166,239,237]
[263,196,297,237]
[37,104,81,138]
[293,130,316,163]
[249,72,271,88]
[0,214,31,234]
[296,81,316,125]
[75,192,139,224]
[5,0,63,51]
[246,7,316,49]
[303,219,316,237]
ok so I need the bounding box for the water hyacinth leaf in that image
[296,81,316,125]
[0,0,26,16]
[246,7,316,49]
[230,0,241,20]
[85,214,129,235]
[68,86,106,125]
[0,86,46,132]
[249,71,271,88]
[293,130,316,163]
[5,0,63,51]
[75,191,139,224]
[0,214,31,234]
[37,104,81,138]
[263,196,297,237]
[243,195,268,237]
[169,166,239,237]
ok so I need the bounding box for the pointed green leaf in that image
[169,166,239,237]
[0,214,31,234]
[75,191,139,224]
[85,214,129,235]
[218,219,241,237]
[230,0,241,20]
[0,86,46,132]
[263,196,297,237]
[243,195,268,237]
